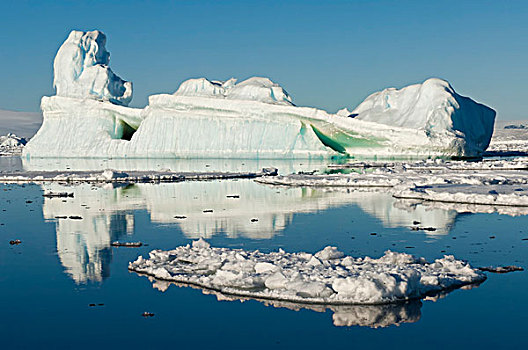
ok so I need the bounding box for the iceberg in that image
[0,133,27,155]
[24,30,496,159]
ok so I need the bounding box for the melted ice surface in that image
[129,239,485,305]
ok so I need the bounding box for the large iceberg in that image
[24,30,496,159]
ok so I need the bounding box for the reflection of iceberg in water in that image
[148,277,422,328]
[42,180,466,283]
[43,184,136,283]
[55,213,133,283]
[345,190,458,235]
[43,180,366,283]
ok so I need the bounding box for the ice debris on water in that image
[111,241,143,248]
[129,240,486,305]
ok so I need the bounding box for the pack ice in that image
[129,239,486,305]
[24,30,496,159]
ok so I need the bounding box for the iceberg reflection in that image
[147,277,422,328]
[39,180,492,283]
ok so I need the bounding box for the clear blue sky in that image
[0,0,526,119]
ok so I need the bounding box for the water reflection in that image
[55,213,132,283]
[41,179,528,285]
[40,180,466,284]
[147,277,423,328]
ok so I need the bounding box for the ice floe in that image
[256,158,528,207]
[487,120,528,156]
[129,239,486,305]
[394,184,528,206]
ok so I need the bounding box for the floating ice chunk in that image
[101,169,129,180]
[254,262,279,274]
[192,238,211,249]
[264,271,289,289]
[315,246,344,260]
[53,30,132,105]
[129,240,486,305]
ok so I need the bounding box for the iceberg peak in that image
[174,76,293,105]
[53,30,133,106]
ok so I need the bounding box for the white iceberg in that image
[24,30,496,159]
[129,239,486,305]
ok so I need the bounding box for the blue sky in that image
[0,0,526,119]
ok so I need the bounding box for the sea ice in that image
[256,159,528,206]
[394,184,528,207]
[23,30,495,159]
[129,239,486,305]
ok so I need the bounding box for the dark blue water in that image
[1,180,527,349]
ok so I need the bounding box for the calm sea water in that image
[1,159,527,349]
